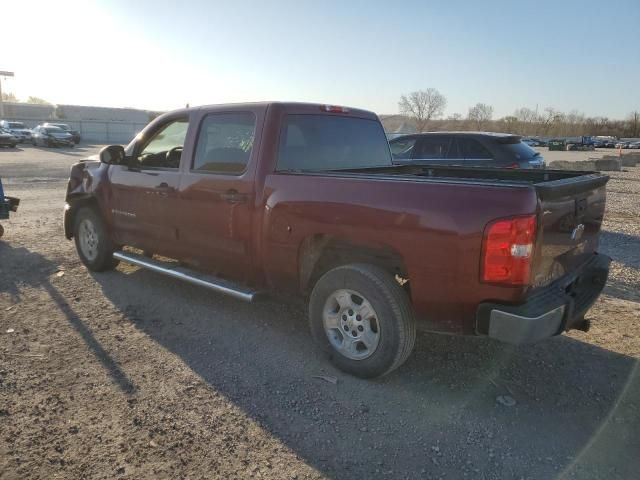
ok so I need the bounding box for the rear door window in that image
[459,138,492,159]
[412,137,450,159]
[192,112,256,174]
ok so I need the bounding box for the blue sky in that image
[3,0,639,118]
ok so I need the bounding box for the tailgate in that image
[531,174,608,289]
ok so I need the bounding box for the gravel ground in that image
[533,147,630,162]
[1,145,639,480]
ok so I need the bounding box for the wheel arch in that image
[64,194,99,239]
[298,234,410,296]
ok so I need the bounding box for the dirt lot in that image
[1,145,639,480]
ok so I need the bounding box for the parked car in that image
[602,139,617,148]
[389,132,545,169]
[43,122,81,144]
[0,129,18,148]
[64,102,610,378]
[615,141,630,149]
[0,120,32,143]
[522,138,547,147]
[32,125,75,147]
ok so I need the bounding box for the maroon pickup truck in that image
[64,102,610,377]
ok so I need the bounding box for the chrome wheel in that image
[78,218,99,262]
[322,289,381,360]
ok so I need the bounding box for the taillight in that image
[321,105,350,113]
[481,215,537,285]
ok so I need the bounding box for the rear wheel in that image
[309,263,416,378]
[73,207,119,271]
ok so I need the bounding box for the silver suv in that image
[0,120,32,143]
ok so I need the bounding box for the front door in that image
[109,115,190,257]
[178,111,258,281]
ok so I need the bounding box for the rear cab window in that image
[276,115,392,171]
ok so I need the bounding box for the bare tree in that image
[627,111,640,137]
[26,96,51,105]
[467,103,493,130]
[1,92,18,102]
[540,107,563,135]
[398,89,447,132]
[514,107,538,124]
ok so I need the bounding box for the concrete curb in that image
[549,153,640,171]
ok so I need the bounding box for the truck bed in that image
[329,164,608,199]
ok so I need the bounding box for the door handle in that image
[153,182,175,197]
[220,189,248,204]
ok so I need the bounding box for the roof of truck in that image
[162,101,379,120]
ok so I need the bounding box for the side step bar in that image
[112,251,262,302]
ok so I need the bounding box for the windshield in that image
[9,122,25,129]
[276,115,392,171]
[45,127,64,134]
[501,140,539,159]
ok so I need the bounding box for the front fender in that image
[64,158,108,239]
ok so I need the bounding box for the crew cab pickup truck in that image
[64,102,610,378]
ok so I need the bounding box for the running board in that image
[112,251,262,302]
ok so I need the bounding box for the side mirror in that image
[99,144,125,165]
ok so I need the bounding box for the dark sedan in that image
[31,125,75,147]
[389,132,545,169]
[0,129,18,148]
[43,122,81,144]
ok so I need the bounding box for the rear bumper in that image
[476,253,610,344]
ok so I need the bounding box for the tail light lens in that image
[481,215,537,285]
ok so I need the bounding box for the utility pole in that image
[0,71,15,118]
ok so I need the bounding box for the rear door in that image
[456,138,497,167]
[177,110,261,281]
[109,114,189,257]
[411,136,452,165]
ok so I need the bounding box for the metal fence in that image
[4,118,149,144]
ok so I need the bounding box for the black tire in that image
[309,263,416,378]
[73,206,119,271]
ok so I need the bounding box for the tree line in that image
[1,92,51,105]
[398,88,640,138]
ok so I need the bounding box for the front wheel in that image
[309,263,416,378]
[73,207,119,271]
